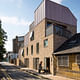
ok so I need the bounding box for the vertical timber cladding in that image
[34,0,45,25]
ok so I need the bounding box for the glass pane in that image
[44,39,48,47]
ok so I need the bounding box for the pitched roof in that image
[54,33,80,55]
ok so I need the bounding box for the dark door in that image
[44,57,50,72]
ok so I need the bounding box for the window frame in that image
[58,56,69,67]
[44,39,48,47]
[31,45,33,55]
[54,24,72,38]
[30,31,34,41]
[22,49,24,57]
[76,55,80,65]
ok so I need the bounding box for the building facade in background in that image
[7,36,24,65]
[13,36,24,53]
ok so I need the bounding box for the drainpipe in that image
[52,24,56,75]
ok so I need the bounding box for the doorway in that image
[44,57,50,72]
[33,58,39,70]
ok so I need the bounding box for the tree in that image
[0,20,7,61]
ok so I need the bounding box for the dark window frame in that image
[26,47,28,56]
[36,43,39,54]
[54,24,72,38]
[31,45,33,55]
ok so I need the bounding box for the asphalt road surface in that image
[0,62,50,80]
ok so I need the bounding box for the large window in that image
[76,55,80,65]
[44,39,48,47]
[36,43,39,54]
[46,22,53,36]
[54,25,72,38]
[31,45,33,55]
[58,56,69,67]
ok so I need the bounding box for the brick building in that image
[13,36,24,53]
[17,0,78,78]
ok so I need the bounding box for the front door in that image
[44,57,50,72]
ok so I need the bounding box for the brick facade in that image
[17,0,77,77]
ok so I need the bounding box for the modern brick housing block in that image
[17,0,78,78]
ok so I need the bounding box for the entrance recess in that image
[44,57,50,72]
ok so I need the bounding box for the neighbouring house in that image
[53,33,80,78]
[17,0,77,77]
[6,52,18,65]
[9,36,24,65]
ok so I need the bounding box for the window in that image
[24,58,29,67]
[54,25,72,38]
[22,49,24,57]
[30,31,34,41]
[26,47,28,55]
[76,55,80,65]
[36,43,39,54]
[55,26,62,36]
[44,39,48,47]
[31,45,33,55]
[58,56,69,67]
[46,22,52,28]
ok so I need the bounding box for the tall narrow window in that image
[31,45,33,55]
[26,47,28,56]
[36,43,39,54]
[22,49,24,57]
[30,31,34,41]
[44,39,48,47]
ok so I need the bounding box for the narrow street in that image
[0,62,50,80]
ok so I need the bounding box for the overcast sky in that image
[0,0,80,52]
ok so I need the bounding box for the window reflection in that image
[54,25,72,38]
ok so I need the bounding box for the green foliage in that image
[0,20,7,61]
